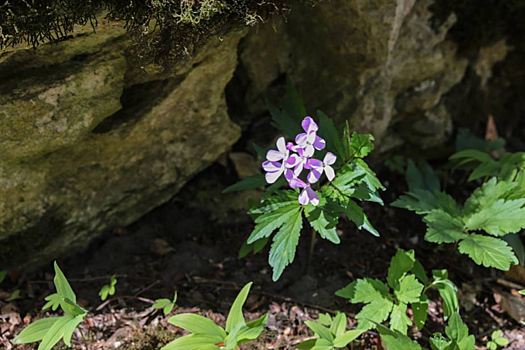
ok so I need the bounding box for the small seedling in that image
[486,330,509,350]
[162,282,267,350]
[297,312,363,350]
[9,289,20,301]
[15,262,88,350]
[99,275,117,301]
[336,249,458,335]
[153,292,178,315]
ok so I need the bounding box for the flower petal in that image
[262,161,282,172]
[307,158,323,170]
[290,177,307,189]
[303,144,315,157]
[325,165,335,181]
[265,169,283,184]
[302,116,318,133]
[285,154,301,168]
[266,149,285,162]
[306,187,320,206]
[285,169,295,183]
[307,169,323,184]
[324,152,337,165]
[313,136,326,150]
[295,133,308,146]
[298,188,310,205]
[276,137,287,153]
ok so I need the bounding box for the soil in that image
[1,159,525,349]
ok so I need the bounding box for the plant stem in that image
[306,228,317,274]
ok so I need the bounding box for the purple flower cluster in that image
[262,117,337,206]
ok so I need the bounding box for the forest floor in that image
[1,160,525,350]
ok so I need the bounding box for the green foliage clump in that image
[297,312,363,350]
[99,275,118,301]
[336,249,458,335]
[153,292,178,316]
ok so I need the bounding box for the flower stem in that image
[306,227,317,274]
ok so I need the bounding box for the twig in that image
[496,278,525,291]
[96,295,155,311]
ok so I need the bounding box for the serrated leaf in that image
[247,205,301,244]
[412,295,428,331]
[430,333,452,350]
[267,99,303,139]
[458,234,518,270]
[223,174,266,193]
[351,159,385,192]
[317,110,345,161]
[333,329,364,348]
[424,210,467,244]
[387,249,416,290]
[390,303,412,335]
[226,282,252,333]
[392,189,459,216]
[395,275,424,304]
[249,190,299,215]
[351,278,390,304]
[14,318,60,344]
[356,297,394,331]
[341,199,379,237]
[282,78,307,121]
[352,182,384,205]
[373,322,423,350]
[406,159,441,192]
[168,314,226,339]
[349,132,375,159]
[269,208,303,281]
[305,205,340,244]
[464,198,525,236]
[463,178,518,217]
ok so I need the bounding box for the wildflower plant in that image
[336,249,459,335]
[15,262,88,350]
[153,292,178,316]
[225,80,384,281]
[297,312,364,350]
[486,330,509,350]
[392,156,524,270]
[98,275,117,301]
[162,282,267,350]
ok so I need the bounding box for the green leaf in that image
[247,205,301,244]
[305,205,340,244]
[387,249,416,290]
[249,190,299,215]
[335,281,356,300]
[406,159,441,192]
[392,189,459,216]
[153,299,171,309]
[53,261,76,304]
[445,313,469,343]
[237,314,268,343]
[298,338,334,350]
[62,315,84,346]
[168,314,226,339]
[412,295,428,331]
[14,318,60,344]
[458,234,518,270]
[164,303,175,316]
[0,270,6,284]
[341,199,379,237]
[430,333,452,350]
[223,174,266,193]
[226,282,252,333]
[352,182,384,205]
[333,329,363,348]
[329,313,347,337]
[395,275,424,304]
[351,278,390,304]
[352,159,386,192]
[239,237,269,259]
[349,132,375,159]
[411,260,429,285]
[424,210,467,244]
[495,337,509,346]
[431,271,459,318]
[504,234,525,266]
[269,208,303,281]
[10,289,20,301]
[464,198,525,236]
[463,178,518,217]
[317,110,345,160]
[305,321,334,342]
[38,315,73,350]
[468,160,501,181]
[161,334,222,350]
[356,297,394,331]
[390,303,412,335]
[373,323,423,350]
[42,293,61,311]
[282,78,307,122]
[318,313,333,327]
[455,128,505,154]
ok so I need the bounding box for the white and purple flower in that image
[262,117,335,206]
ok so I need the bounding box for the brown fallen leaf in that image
[499,291,525,323]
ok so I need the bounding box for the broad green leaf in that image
[468,160,501,181]
[392,190,459,216]
[298,338,333,350]
[395,275,424,304]
[463,178,518,217]
[168,314,226,339]
[239,237,269,259]
[406,159,441,192]
[226,282,252,333]
[373,322,423,350]
[458,234,518,270]
[63,298,87,317]
[38,315,73,350]
[431,271,458,318]
[42,293,61,311]
[237,314,268,343]
[333,329,363,348]
[342,199,379,237]
[351,159,385,192]
[412,295,428,331]
[248,190,299,215]
[387,249,416,290]
[269,208,303,281]
[349,132,375,159]
[356,297,394,330]
[153,299,172,309]
[335,281,356,300]
[282,78,307,122]
[504,233,525,266]
[161,334,222,350]
[317,110,345,160]
[14,318,60,344]
[445,313,469,343]
[62,315,84,346]
[455,128,505,154]
[297,339,317,350]
[164,303,175,316]
[390,303,412,335]
[223,323,243,350]
[247,205,301,244]
[411,260,429,285]
[430,333,452,350]
[222,174,266,193]
[424,210,467,244]
[351,278,390,304]
[305,205,340,244]
[329,313,347,337]
[318,313,333,326]
[464,198,525,236]
[305,321,334,342]
[267,100,302,139]
[53,262,76,304]
[352,182,384,205]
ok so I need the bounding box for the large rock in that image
[0,27,243,269]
